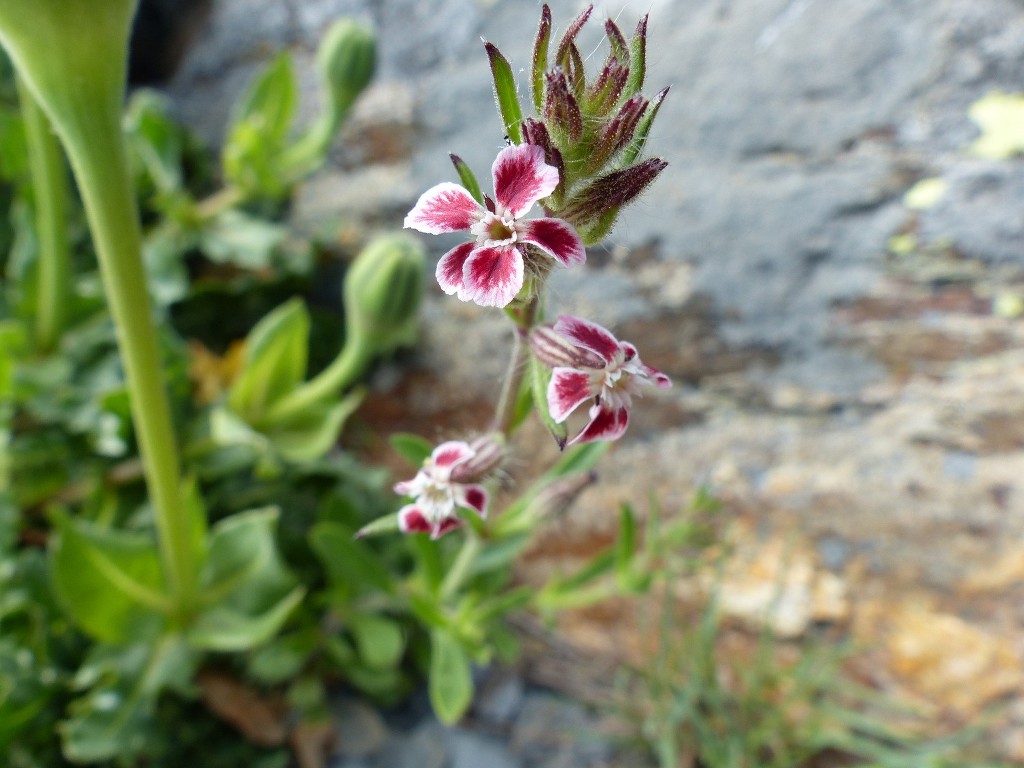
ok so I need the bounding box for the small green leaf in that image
[61,636,197,763]
[198,209,288,270]
[449,153,483,204]
[351,614,405,670]
[49,515,169,643]
[429,628,473,724]
[531,5,551,112]
[264,390,363,462]
[124,90,184,193]
[353,512,401,539]
[188,507,303,651]
[614,504,637,585]
[228,298,310,420]
[309,520,394,594]
[389,432,433,466]
[484,43,523,144]
[624,14,648,99]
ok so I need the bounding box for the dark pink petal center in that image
[460,246,525,308]
[548,368,596,423]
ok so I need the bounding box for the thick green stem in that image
[264,338,370,424]
[60,111,196,618]
[16,76,70,353]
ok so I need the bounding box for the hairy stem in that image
[491,297,540,435]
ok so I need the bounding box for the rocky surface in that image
[163,0,1024,761]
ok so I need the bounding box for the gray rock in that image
[331,697,389,759]
[446,729,520,768]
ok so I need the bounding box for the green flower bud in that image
[318,18,376,128]
[344,233,425,356]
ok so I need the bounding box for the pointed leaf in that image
[531,5,552,112]
[265,390,363,462]
[309,520,395,594]
[353,512,401,539]
[351,614,405,670]
[229,53,298,146]
[624,13,648,98]
[614,503,637,584]
[484,42,523,144]
[227,298,310,420]
[429,629,473,724]
[449,153,483,204]
[49,515,169,643]
[189,507,303,651]
[389,432,434,466]
[620,87,668,166]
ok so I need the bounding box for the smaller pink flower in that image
[394,440,490,538]
[532,315,671,446]
[404,143,586,308]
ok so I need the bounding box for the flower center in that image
[472,211,517,246]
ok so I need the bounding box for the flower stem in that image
[264,338,371,424]
[491,298,539,435]
[16,75,70,353]
[60,107,196,619]
[440,532,482,601]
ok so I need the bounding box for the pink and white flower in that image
[404,143,586,308]
[532,315,671,446]
[393,440,491,538]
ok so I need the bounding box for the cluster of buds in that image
[492,4,669,244]
[397,6,673,537]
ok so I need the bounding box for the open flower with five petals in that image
[393,439,497,538]
[532,315,671,446]
[404,143,586,307]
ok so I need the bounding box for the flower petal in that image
[644,365,672,388]
[435,242,475,295]
[553,315,621,363]
[398,505,432,534]
[460,245,525,308]
[456,484,489,516]
[492,144,559,219]
[548,367,596,423]
[521,218,586,266]
[568,403,629,446]
[431,440,476,470]
[404,182,481,234]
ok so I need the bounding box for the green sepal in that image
[620,87,667,167]
[531,354,567,448]
[624,14,648,99]
[449,153,483,204]
[227,298,310,421]
[49,513,170,643]
[187,507,304,651]
[485,42,523,144]
[429,628,473,724]
[353,512,401,539]
[389,432,434,466]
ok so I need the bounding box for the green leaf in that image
[448,153,483,204]
[350,614,405,670]
[309,520,395,594]
[484,43,523,144]
[429,628,473,724]
[124,89,184,193]
[231,53,298,146]
[353,512,401,540]
[49,515,169,643]
[198,209,289,270]
[228,298,310,421]
[188,507,304,651]
[264,391,362,462]
[61,636,197,763]
[389,432,433,466]
[614,504,637,586]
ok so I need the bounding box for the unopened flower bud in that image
[344,233,424,355]
[317,19,376,125]
[531,325,603,369]
[560,157,668,243]
[451,432,506,483]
